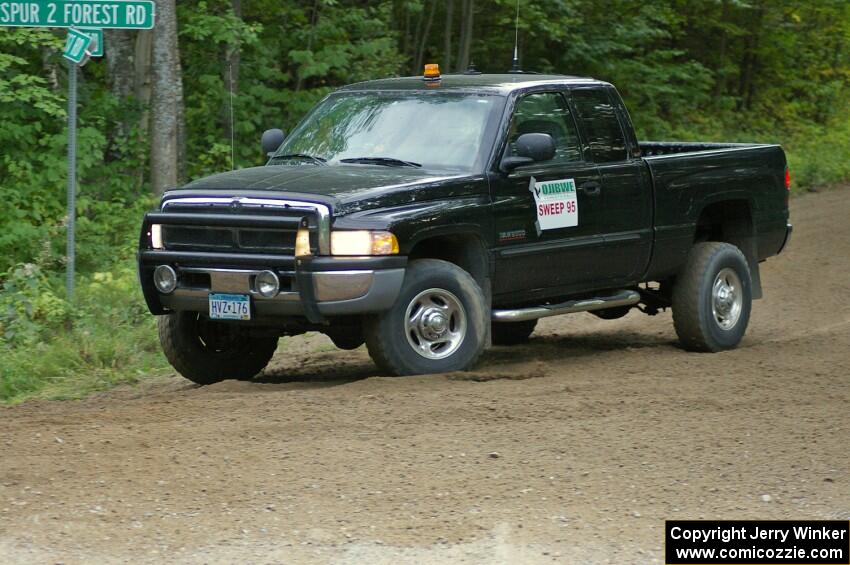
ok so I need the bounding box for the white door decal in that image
[529,177,578,234]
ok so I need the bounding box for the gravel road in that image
[2,188,848,564]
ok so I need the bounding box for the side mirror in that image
[262,128,286,157]
[501,133,556,172]
[516,133,556,161]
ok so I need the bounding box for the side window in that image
[507,92,582,164]
[571,88,628,163]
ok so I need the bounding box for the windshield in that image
[274,92,501,172]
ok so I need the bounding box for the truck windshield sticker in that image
[529,177,578,233]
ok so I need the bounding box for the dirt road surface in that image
[2,189,849,564]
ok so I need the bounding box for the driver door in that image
[491,91,603,301]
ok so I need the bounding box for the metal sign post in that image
[61,28,94,300]
[65,61,77,299]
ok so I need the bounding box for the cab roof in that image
[338,73,607,95]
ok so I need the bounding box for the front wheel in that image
[158,312,278,385]
[672,242,752,352]
[364,259,488,375]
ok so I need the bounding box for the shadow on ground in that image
[251,327,677,387]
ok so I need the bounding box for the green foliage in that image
[178,0,402,175]
[0,263,69,345]
[0,27,151,274]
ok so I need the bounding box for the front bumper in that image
[138,251,406,323]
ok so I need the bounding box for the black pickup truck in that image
[138,71,792,384]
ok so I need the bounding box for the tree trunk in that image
[107,30,135,99]
[176,67,187,183]
[410,5,424,73]
[401,5,411,63]
[295,0,320,92]
[443,0,454,71]
[134,29,153,127]
[223,0,242,168]
[105,29,136,161]
[150,0,185,194]
[40,45,59,91]
[737,2,764,111]
[413,0,436,74]
[456,0,474,72]
[712,0,729,98]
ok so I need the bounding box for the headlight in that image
[331,230,399,256]
[150,224,164,249]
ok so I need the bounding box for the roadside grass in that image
[0,264,171,404]
[0,316,169,404]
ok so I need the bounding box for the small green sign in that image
[62,27,92,64]
[0,1,155,30]
[80,28,103,57]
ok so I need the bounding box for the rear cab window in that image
[570,88,628,163]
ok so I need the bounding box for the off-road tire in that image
[491,320,537,345]
[364,259,488,375]
[672,242,752,352]
[158,312,278,385]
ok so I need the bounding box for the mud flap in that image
[750,258,763,300]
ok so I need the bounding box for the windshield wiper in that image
[340,156,422,168]
[270,153,327,166]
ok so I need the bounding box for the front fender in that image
[331,195,494,255]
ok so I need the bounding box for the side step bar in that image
[491,290,641,323]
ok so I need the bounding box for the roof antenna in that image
[229,61,236,170]
[509,0,522,73]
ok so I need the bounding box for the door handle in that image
[580,181,601,196]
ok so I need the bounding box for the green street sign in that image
[62,26,92,64]
[0,1,155,29]
[80,28,103,57]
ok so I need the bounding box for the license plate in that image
[209,293,251,321]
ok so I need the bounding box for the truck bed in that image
[636,141,789,283]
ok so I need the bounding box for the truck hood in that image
[171,164,479,215]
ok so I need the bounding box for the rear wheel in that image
[491,320,537,345]
[158,312,278,385]
[672,242,752,352]
[364,259,487,375]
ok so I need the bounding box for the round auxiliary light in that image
[255,270,280,298]
[153,265,178,294]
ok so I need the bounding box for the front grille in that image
[238,228,293,253]
[162,225,296,254]
[156,199,321,255]
[163,226,237,250]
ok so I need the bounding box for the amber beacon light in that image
[423,63,441,81]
